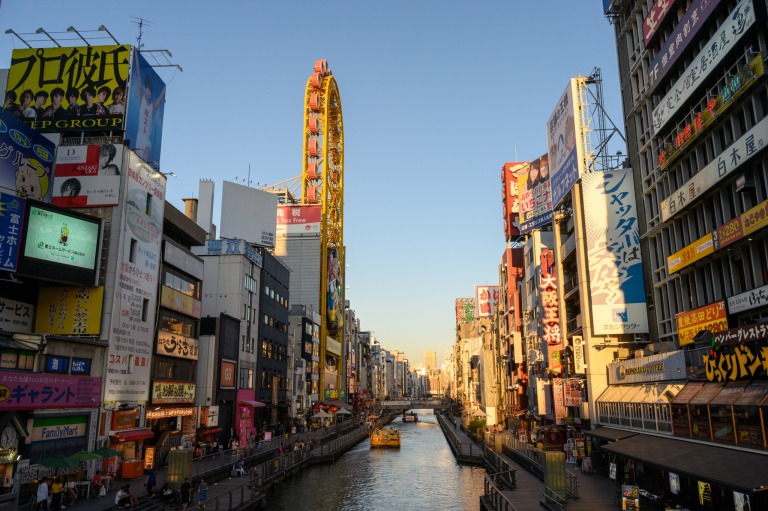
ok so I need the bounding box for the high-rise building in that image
[424,351,437,372]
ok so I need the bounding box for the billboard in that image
[502,162,525,238]
[582,170,649,334]
[455,297,475,323]
[52,144,123,207]
[220,181,278,247]
[676,300,727,347]
[17,201,102,285]
[0,296,34,333]
[104,149,166,402]
[0,192,25,272]
[35,286,104,335]
[0,109,55,202]
[0,372,101,410]
[475,286,499,318]
[5,45,130,132]
[124,48,167,166]
[643,0,679,47]
[519,153,553,233]
[547,79,584,207]
[327,247,343,330]
[276,204,321,235]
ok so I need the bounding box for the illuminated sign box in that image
[17,200,102,285]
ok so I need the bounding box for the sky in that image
[0,1,624,368]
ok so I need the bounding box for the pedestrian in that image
[211,439,218,458]
[50,477,62,511]
[180,477,191,511]
[197,478,208,508]
[35,477,50,511]
[145,468,156,496]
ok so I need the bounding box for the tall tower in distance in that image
[424,351,437,372]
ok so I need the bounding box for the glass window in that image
[159,310,198,338]
[0,349,35,371]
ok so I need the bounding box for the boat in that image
[402,412,418,422]
[370,427,400,447]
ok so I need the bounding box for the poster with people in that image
[52,144,123,207]
[125,48,167,167]
[519,153,552,233]
[0,109,55,203]
[4,45,130,132]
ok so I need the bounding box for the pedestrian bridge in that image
[377,399,451,411]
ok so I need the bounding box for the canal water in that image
[264,410,487,511]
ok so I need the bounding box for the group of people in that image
[33,476,78,511]
[3,86,125,121]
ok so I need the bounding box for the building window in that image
[239,368,253,389]
[0,349,35,370]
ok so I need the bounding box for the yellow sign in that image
[667,233,714,274]
[160,286,202,318]
[676,300,727,347]
[35,286,104,335]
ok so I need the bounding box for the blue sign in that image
[0,109,55,203]
[71,358,92,375]
[0,191,26,271]
[45,356,70,373]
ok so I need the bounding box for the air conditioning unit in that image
[617,347,630,359]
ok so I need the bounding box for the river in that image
[264,410,487,511]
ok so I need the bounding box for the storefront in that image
[108,408,153,478]
[236,389,263,445]
[144,405,196,467]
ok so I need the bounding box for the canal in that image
[264,410,487,510]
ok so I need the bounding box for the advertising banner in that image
[276,204,321,235]
[667,233,714,274]
[455,297,475,324]
[52,144,122,207]
[221,181,278,247]
[475,286,499,318]
[572,336,585,374]
[124,48,167,166]
[547,79,584,207]
[502,162,525,238]
[0,110,55,202]
[0,192,25,272]
[712,321,768,347]
[661,114,768,221]
[35,286,103,335]
[5,45,130,132]
[0,372,101,409]
[0,296,34,333]
[676,300,727,346]
[519,154,553,233]
[327,247,343,330]
[105,150,165,402]
[652,0,755,134]
[646,0,722,94]
[582,170,648,334]
[643,0,679,46]
[157,330,199,360]
[151,382,195,404]
[553,378,566,425]
[728,283,768,314]
[563,379,583,407]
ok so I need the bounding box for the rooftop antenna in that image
[130,16,152,50]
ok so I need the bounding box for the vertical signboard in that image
[0,192,25,272]
[572,335,585,374]
[125,48,167,167]
[0,110,55,202]
[105,150,165,402]
[540,255,563,375]
[475,286,499,318]
[547,79,584,208]
[582,170,649,334]
[519,154,553,233]
[502,162,525,238]
[327,247,343,331]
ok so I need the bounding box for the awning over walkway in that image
[601,433,768,493]
[240,400,266,407]
[111,428,155,442]
[585,427,638,442]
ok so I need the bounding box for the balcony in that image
[560,232,576,261]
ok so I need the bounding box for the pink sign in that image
[0,372,101,409]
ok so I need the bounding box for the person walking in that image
[145,468,156,497]
[50,477,63,511]
[197,478,208,509]
[35,478,50,511]
[180,477,191,511]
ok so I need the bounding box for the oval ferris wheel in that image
[302,59,345,395]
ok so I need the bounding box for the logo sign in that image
[157,330,199,360]
[572,336,585,374]
[728,284,768,314]
[31,416,87,442]
[151,382,195,404]
[676,301,727,347]
[220,360,236,389]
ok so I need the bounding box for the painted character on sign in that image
[15,155,49,201]
[59,226,69,245]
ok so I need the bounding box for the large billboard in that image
[547,79,584,207]
[220,181,278,247]
[276,204,321,235]
[519,153,553,233]
[327,247,343,330]
[35,286,104,335]
[105,149,166,402]
[0,110,55,202]
[582,170,649,334]
[52,144,123,207]
[124,48,167,166]
[5,45,130,132]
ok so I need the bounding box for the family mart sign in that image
[31,416,87,442]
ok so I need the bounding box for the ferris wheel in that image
[302,60,345,392]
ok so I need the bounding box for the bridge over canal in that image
[376,398,452,411]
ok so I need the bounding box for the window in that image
[239,368,253,389]
[142,298,150,322]
[130,239,138,263]
[164,268,201,299]
[159,310,198,338]
[0,349,35,370]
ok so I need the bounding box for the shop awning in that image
[197,426,222,435]
[671,381,706,405]
[735,381,768,406]
[240,400,266,408]
[585,427,638,442]
[600,433,768,493]
[688,382,724,405]
[111,428,155,442]
[709,383,748,406]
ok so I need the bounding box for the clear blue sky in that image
[1,1,623,368]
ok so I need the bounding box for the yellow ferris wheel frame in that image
[301,59,345,397]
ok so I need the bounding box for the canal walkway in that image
[437,414,617,511]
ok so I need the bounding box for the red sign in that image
[714,216,744,250]
[676,301,727,346]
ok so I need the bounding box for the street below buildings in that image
[266,411,486,511]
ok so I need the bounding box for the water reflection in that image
[265,410,486,511]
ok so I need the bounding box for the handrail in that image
[483,474,520,511]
